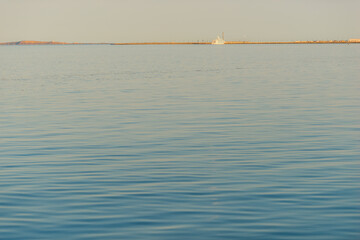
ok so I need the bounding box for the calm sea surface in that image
[1,44,359,240]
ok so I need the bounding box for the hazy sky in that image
[0,0,359,43]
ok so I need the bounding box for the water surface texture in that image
[1,45,360,239]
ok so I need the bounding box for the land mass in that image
[0,40,107,45]
[1,39,359,45]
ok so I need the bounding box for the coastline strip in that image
[1,40,359,46]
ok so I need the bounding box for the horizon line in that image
[1,39,359,45]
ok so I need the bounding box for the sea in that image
[1,44,359,240]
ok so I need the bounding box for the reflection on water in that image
[1,45,359,239]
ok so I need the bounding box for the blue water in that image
[1,44,359,239]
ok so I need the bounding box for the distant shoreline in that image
[1,40,359,46]
[113,40,359,45]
